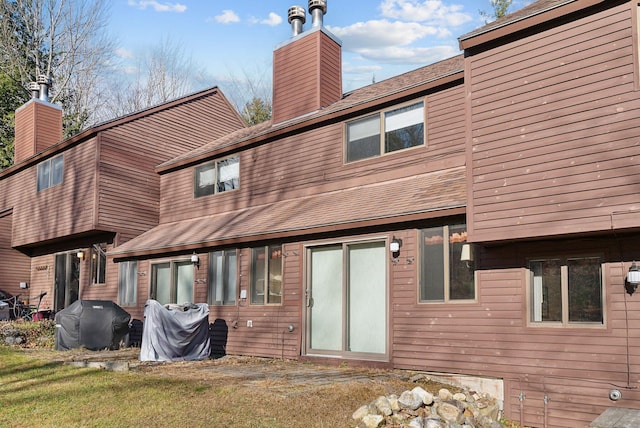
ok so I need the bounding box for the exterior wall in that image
[160,83,467,223]
[12,140,98,248]
[467,2,640,243]
[0,213,30,293]
[14,100,63,164]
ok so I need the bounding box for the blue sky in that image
[110,1,529,97]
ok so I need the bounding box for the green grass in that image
[0,346,423,428]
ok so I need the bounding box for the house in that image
[0,84,246,313]
[3,0,640,426]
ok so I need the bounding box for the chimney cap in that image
[37,75,51,85]
[288,5,306,23]
[308,0,327,14]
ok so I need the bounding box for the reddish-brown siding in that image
[272,29,342,124]
[467,3,640,242]
[0,213,30,293]
[14,100,63,164]
[160,84,467,224]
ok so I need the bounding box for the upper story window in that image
[194,156,239,198]
[346,101,424,162]
[37,154,64,191]
[250,245,282,305]
[419,224,475,303]
[90,243,107,285]
[209,249,237,306]
[529,256,603,326]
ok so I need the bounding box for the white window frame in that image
[345,100,425,163]
[250,245,283,305]
[118,261,137,307]
[37,154,64,191]
[209,249,237,306]
[194,155,239,198]
[90,243,107,285]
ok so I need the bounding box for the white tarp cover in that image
[140,299,211,362]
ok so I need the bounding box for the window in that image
[194,156,239,197]
[150,260,194,305]
[118,261,137,307]
[37,154,64,191]
[251,245,282,304]
[209,249,237,306]
[346,101,424,162]
[90,243,107,285]
[529,256,603,326]
[420,224,475,302]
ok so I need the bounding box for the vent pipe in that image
[288,6,306,37]
[28,82,40,99]
[308,0,327,28]
[37,75,51,102]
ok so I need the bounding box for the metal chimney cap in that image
[28,82,40,91]
[36,75,51,85]
[308,0,327,14]
[288,5,306,23]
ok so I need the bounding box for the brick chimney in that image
[14,75,63,164]
[271,0,342,124]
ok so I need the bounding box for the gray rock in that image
[437,401,464,424]
[362,414,384,428]
[374,396,393,416]
[399,390,424,410]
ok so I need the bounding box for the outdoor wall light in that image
[460,243,474,262]
[191,252,200,269]
[626,261,640,295]
[390,237,402,253]
[76,251,84,260]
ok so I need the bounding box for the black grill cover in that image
[55,300,131,351]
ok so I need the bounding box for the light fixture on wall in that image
[191,252,200,269]
[461,243,474,262]
[76,251,84,260]
[390,237,402,253]
[626,261,640,295]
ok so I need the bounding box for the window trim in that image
[149,258,195,305]
[525,255,606,328]
[193,155,240,198]
[118,260,138,307]
[37,154,64,192]
[344,100,425,163]
[418,224,477,304]
[250,245,283,305]
[208,249,238,306]
[90,243,107,286]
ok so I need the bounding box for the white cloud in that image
[127,0,187,13]
[328,20,446,51]
[355,45,460,64]
[214,10,240,24]
[115,48,134,59]
[250,12,283,26]
[379,0,471,26]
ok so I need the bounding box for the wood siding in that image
[160,84,467,223]
[0,213,30,293]
[14,100,62,164]
[467,3,640,242]
[272,29,342,124]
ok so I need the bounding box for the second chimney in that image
[272,0,342,124]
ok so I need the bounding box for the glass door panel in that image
[309,246,343,351]
[175,261,194,304]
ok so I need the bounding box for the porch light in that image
[390,237,402,253]
[191,252,200,269]
[460,244,474,262]
[626,262,640,295]
[76,251,84,260]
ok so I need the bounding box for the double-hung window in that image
[419,224,475,302]
[346,101,424,162]
[529,256,603,326]
[37,154,64,191]
[118,261,138,307]
[194,156,239,198]
[90,243,107,285]
[250,245,283,305]
[209,249,237,306]
[150,260,194,305]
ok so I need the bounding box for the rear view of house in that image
[3,0,640,426]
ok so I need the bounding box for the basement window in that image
[194,156,239,198]
[37,154,64,191]
[528,256,604,326]
[346,101,424,162]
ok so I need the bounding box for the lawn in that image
[0,346,427,428]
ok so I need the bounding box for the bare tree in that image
[100,37,211,120]
[0,0,115,135]
[479,0,513,23]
